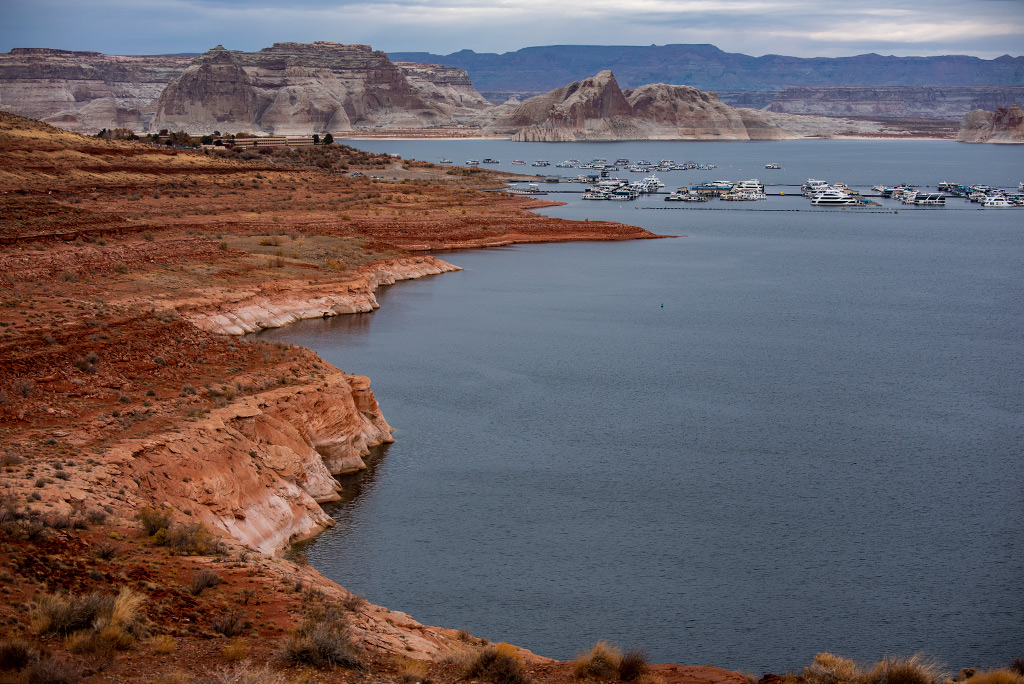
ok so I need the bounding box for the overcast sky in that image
[2,0,1022,59]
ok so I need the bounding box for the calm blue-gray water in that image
[258,140,1024,673]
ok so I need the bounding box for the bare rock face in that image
[626,83,751,138]
[488,70,637,140]
[486,71,798,141]
[0,48,191,133]
[750,86,1024,121]
[116,372,394,555]
[957,104,1024,143]
[152,42,490,135]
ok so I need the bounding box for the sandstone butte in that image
[0,110,760,684]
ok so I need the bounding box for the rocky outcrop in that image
[185,256,462,336]
[957,104,1024,143]
[152,42,491,135]
[110,371,393,555]
[486,71,798,141]
[0,48,191,133]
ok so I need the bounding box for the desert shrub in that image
[212,609,251,638]
[864,654,946,684]
[804,653,863,684]
[0,636,38,670]
[85,508,108,524]
[618,649,648,682]
[205,661,292,684]
[966,670,1024,684]
[138,506,173,536]
[157,521,222,555]
[33,587,144,652]
[66,628,118,670]
[574,641,622,680]
[464,643,531,684]
[23,654,82,683]
[32,591,114,635]
[190,568,222,595]
[341,592,368,612]
[276,606,362,670]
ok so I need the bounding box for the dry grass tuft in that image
[804,652,864,684]
[966,670,1024,684]
[463,643,531,684]
[23,653,83,683]
[574,641,623,680]
[864,654,946,684]
[0,636,39,670]
[619,649,649,682]
[150,634,176,655]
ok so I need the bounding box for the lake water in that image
[257,140,1024,674]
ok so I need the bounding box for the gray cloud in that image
[1,0,1021,58]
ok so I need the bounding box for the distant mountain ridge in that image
[387,44,1024,97]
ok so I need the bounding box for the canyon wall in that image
[957,104,1024,143]
[152,42,491,135]
[0,48,191,133]
[717,86,1024,120]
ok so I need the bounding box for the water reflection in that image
[324,442,392,513]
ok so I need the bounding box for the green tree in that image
[323,133,334,145]
[312,133,321,145]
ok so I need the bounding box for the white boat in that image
[665,192,708,202]
[732,179,765,193]
[511,160,526,165]
[465,159,480,165]
[481,158,499,164]
[981,196,1012,208]
[439,158,453,164]
[802,179,830,197]
[810,190,859,206]
[532,160,550,167]
[582,190,609,200]
[912,193,945,206]
[765,163,781,169]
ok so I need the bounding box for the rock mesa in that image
[152,42,491,135]
[485,70,794,141]
[957,104,1024,143]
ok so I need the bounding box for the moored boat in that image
[981,195,1013,208]
[810,190,859,206]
